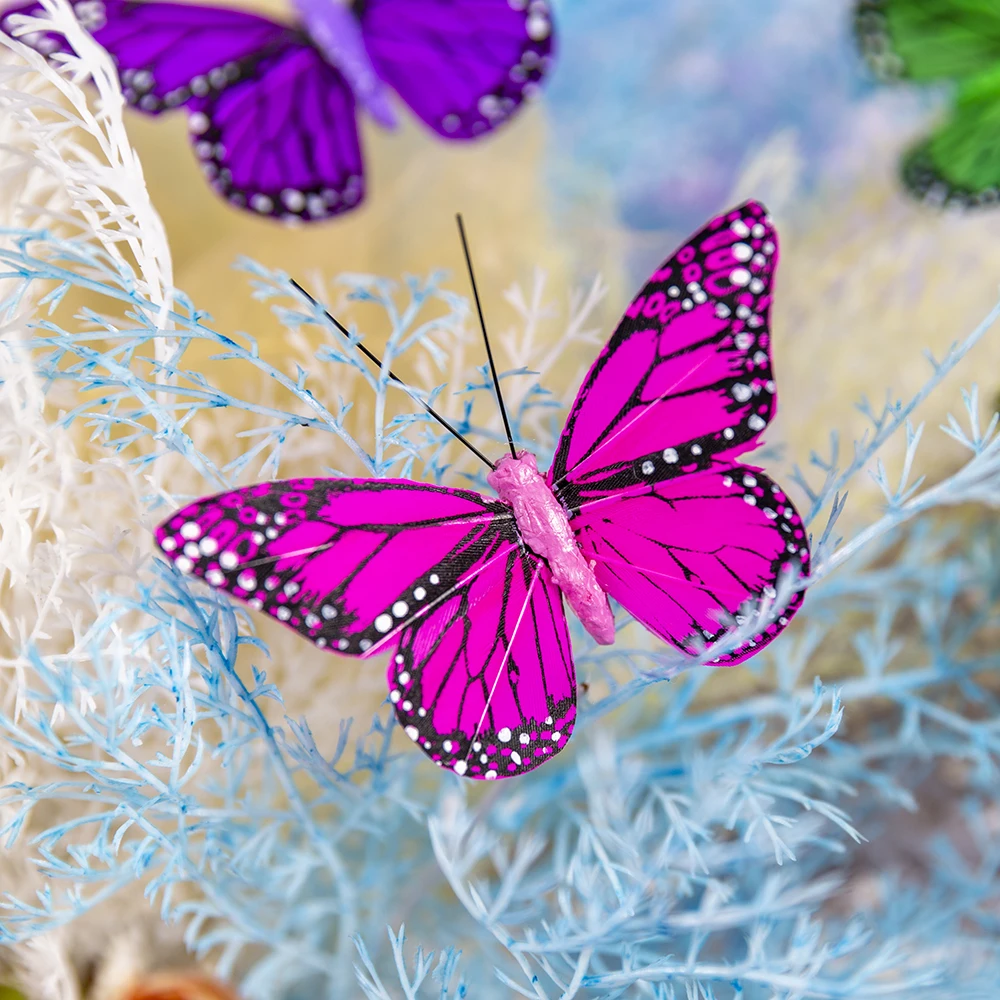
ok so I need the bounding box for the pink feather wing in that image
[155,478,577,778]
[550,200,808,662]
[570,466,809,665]
[390,542,575,780]
[549,200,780,509]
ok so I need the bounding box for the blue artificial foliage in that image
[544,0,942,283]
[2,223,1000,999]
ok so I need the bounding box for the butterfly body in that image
[488,452,615,645]
[155,201,810,780]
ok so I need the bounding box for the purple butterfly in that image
[154,202,810,780]
[2,0,555,221]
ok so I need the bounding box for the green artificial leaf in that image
[902,63,1000,200]
[858,0,1000,81]
[856,0,1000,205]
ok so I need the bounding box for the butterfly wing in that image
[155,478,513,654]
[356,0,554,138]
[548,200,780,510]
[854,0,1000,83]
[189,41,364,219]
[570,466,808,666]
[156,477,576,779]
[392,542,575,780]
[549,200,807,662]
[2,0,292,114]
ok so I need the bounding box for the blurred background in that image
[126,0,1000,519]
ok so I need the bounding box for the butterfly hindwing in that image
[549,200,780,509]
[357,0,554,138]
[571,465,809,665]
[189,41,365,220]
[154,478,516,655]
[390,541,576,780]
[2,0,363,220]
[2,0,293,114]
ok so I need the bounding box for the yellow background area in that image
[127,40,1000,514]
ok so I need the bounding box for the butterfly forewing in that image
[390,543,575,780]
[155,478,516,655]
[2,0,293,113]
[357,0,554,138]
[548,201,780,510]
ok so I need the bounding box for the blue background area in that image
[545,0,905,236]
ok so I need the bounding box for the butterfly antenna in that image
[456,214,518,460]
[289,278,495,471]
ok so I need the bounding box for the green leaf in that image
[856,0,1000,82]
[903,62,1000,198]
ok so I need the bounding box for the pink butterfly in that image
[155,201,809,780]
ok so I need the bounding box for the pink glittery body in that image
[488,452,615,645]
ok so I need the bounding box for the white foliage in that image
[0,0,158,727]
[0,2,175,985]
[0,0,173,317]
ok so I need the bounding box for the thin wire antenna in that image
[289,278,495,471]
[455,214,518,460]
